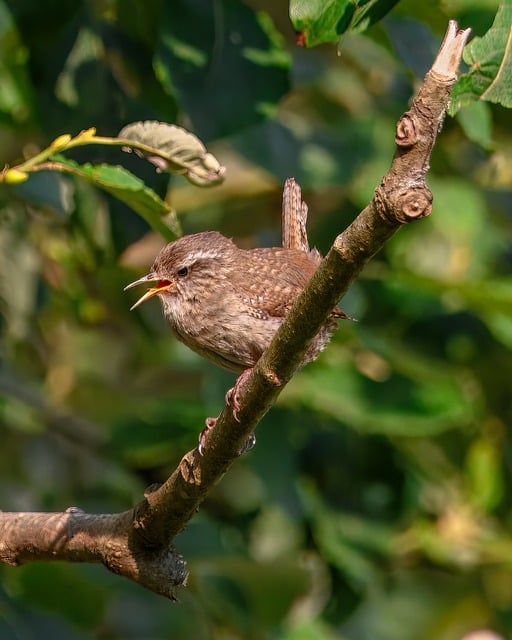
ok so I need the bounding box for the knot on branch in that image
[104,543,189,600]
[399,187,433,221]
[263,369,283,388]
[395,113,418,147]
[144,483,162,497]
[375,185,432,224]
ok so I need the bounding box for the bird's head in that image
[124,231,237,310]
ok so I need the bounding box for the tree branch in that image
[0,507,187,599]
[0,21,471,598]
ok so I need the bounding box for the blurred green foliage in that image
[0,0,511,639]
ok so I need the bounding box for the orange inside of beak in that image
[153,279,173,291]
[129,279,175,310]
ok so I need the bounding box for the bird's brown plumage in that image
[126,231,346,373]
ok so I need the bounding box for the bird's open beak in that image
[124,273,175,310]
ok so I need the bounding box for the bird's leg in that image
[198,416,217,455]
[198,368,256,455]
[198,415,255,456]
[224,367,253,420]
[225,367,256,453]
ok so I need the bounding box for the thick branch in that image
[0,508,187,599]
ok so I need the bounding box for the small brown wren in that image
[124,180,348,450]
[125,231,347,372]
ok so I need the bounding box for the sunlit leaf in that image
[118,121,226,187]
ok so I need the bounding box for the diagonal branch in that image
[0,21,471,598]
[133,20,471,548]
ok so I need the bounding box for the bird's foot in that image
[198,417,256,456]
[198,369,255,455]
[225,367,253,421]
[225,367,256,452]
[198,416,217,455]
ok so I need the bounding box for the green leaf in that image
[290,0,355,47]
[47,156,180,240]
[118,121,226,187]
[290,0,400,48]
[455,100,493,148]
[450,0,512,114]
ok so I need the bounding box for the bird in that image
[124,230,347,374]
[124,179,349,452]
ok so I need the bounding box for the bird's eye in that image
[177,266,189,277]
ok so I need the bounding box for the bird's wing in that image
[236,248,317,319]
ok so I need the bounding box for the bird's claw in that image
[225,368,253,421]
[198,368,255,455]
[197,416,256,456]
[198,416,217,455]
